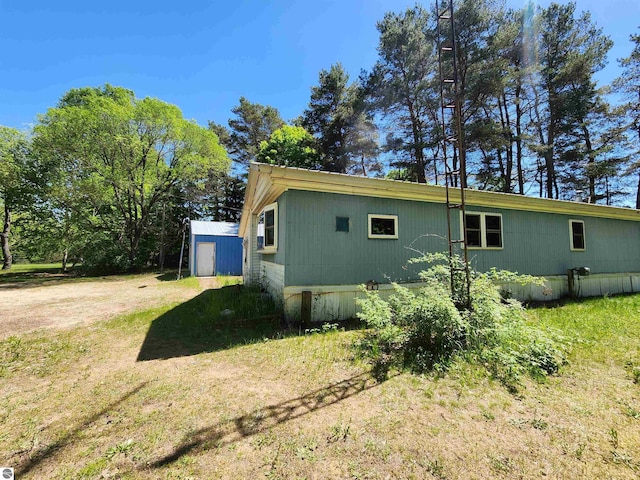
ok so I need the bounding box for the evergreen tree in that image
[528,2,612,199]
[221,97,284,167]
[301,63,380,175]
[367,5,436,183]
[615,30,640,208]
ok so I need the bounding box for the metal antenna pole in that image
[176,217,190,280]
[435,0,471,308]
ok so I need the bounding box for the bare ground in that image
[0,279,638,479]
[0,274,215,339]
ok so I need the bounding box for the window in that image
[569,220,585,251]
[336,216,349,232]
[257,203,277,253]
[368,214,398,239]
[463,212,503,249]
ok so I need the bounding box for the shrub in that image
[356,253,565,389]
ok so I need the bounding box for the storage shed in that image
[189,221,242,277]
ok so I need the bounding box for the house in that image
[239,163,640,321]
[189,221,243,277]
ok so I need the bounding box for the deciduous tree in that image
[257,125,321,169]
[32,84,229,270]
[0,126,30,269]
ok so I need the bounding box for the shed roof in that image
[239,163,640,237]
[190,221,239,237]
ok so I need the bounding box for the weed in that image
[481,409,495,421]
[355,253,563,390]
[105,439,135,459]
[575,443,586,460]
[622,404,640,419]
[425,458,447,479]
[490,456,514,474]
[328,417,352,443]
[611,450,639,471]
[305,322,341,335]
[609,428,619,449]
[363,437,391,461]
[295,441,318,461]
[531,417,548,430]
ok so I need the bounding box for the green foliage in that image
[356,254,564,390]
[615,29,640,208]
[257,125,322,169]
[366,5,439,184]
[300,63,380,175]
[217,96,285,166]
[32,84,229,271]
[0,126,33,269]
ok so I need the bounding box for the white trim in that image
[569,219,586,251]
[368,214,398,239]
[239,163,640,237]
[258,202,278,254]
[462,211,504,250]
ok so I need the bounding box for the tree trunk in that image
[62,248,69,273]
[636,171,640,210]
[1,204,12,270]
[515,82,524,195]
[499,93,513,193]
[637,126,640,209]
[544,120,556,199]
[582,125,596,203]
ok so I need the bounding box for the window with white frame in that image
[463,212,503,249]
[257,202,278,252]
[368,214,398,239]
[569,220,585,251]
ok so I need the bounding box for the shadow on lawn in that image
[137,285,283,361]
[0,267,80,289]
[14,382,149,477]
[145,372,389,469]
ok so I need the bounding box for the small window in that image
[569,220,585,251]
[485,214,502,248]
[336,216,349,232]
[257,202,277,252]
[368,214,398,239]
[463,212,503,249]
[466,214,482,247]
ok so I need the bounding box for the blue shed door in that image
[197,242,216,276]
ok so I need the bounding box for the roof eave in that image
[239,164,640,227]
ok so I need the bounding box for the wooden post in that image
[567,269,574,297]
[301,290,312,326]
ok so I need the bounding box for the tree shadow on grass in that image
[136,285,284,361]
[144,372,390,469]
[0,268,82,289]
[13,382,149,477]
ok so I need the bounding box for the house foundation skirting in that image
[282,272,640,322]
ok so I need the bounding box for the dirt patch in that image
[0,275,208,339]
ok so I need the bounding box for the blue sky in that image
[1,0,639,131]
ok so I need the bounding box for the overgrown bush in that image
[356,253,565,390]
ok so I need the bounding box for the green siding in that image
[280,190,640,286]
[283,190,449,286]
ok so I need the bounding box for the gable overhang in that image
[239,163,640,236]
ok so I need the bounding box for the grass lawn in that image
[1,281,639,479]
[0,262,64,277]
